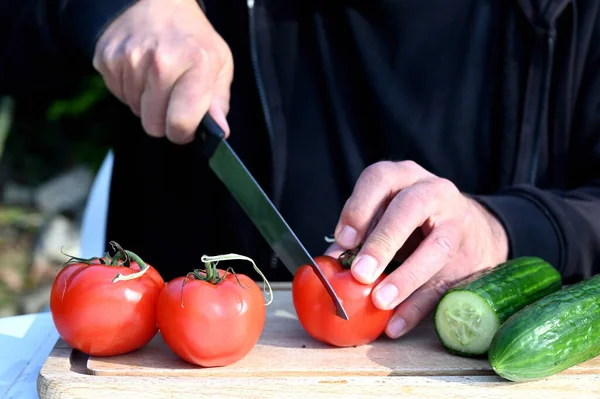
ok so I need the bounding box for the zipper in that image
[529,33,555,184]
[247,0,281,269]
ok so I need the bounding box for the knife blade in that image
[197,114,349,320]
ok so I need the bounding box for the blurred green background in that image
[0,73,118,317]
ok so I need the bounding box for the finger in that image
[323,242,345,258]
[384,278,451,339]
[370,221,461,310]
[334,161,433,249]
[93,41,127,104]
[165,49,222,144]
[352,177,459,285]
[121,42,152,116]
[349,178,443,284]
[208,48,233,137]
[139,48,193,139]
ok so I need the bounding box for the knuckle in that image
[365,231,398,258]
[95,42,126,78]
[410,297,430,319]
[430,234,455,258]
[98,44,119,72]
[341,199,363,225]
[142,118,165,138]
[167,113,188,132]
[166,114,195,141]
[433,177,459,196]
[362,161,395,185]
[398,160,421,174]
[184,40,214,67]
[101,44,114,63]
[402,185,430,214]
[400,267,423,290]
[124,43,143,67]
[144,128,164,139]
[427,279,453,296]
[149,47,176,79]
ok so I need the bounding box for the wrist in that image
[469,197,509,264]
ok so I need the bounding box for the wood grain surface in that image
[38,284,600,398]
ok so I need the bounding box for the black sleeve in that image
[0,0,136,96]
[473,25,600,283]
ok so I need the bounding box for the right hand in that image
[92,0,234,144]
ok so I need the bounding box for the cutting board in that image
[38,283,600,398]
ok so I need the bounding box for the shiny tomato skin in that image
[50,262,164,356]
[157,271,266,367]
[292,255,394,347]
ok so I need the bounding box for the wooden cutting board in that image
[38,283,600,398]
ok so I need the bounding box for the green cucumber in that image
[433,257,562,356]
[488,273,600,382]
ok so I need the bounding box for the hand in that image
[327,160,509,339]
[92,0,234,144]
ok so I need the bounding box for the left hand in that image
[325,160,509,339]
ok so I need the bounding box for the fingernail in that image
[387,316,406,338]
[352,255,377,281]
[374,283,398,308]
[338,225,358,247]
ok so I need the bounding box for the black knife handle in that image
[197,113,225,158]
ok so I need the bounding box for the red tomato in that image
[292,254,394,347]
[157,268,266,367]
[50,251,164,357]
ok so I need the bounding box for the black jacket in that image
[2,0,599,283]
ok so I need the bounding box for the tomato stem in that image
[59,246,107,266]
[338,245,362,269]
[111,250,150,282]
[202,254,274,305]
[178,253,274,306]
[109,252,122,266]
[109,241,150,283]
[109,241,128,266]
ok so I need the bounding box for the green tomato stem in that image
[59,246,108,266]
[109,241,127,266]
[111,250,150,282]
[109,241,151,283]
[338,245,362,270]
[201,254,274,306]
[178,253,274,306]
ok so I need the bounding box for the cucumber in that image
[433,257,562,356]
[488,273,600,382]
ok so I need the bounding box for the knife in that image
[197,114,349,320]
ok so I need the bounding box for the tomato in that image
[156,254,271,367]
[50,245,164,356]
[292,253,394,347]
